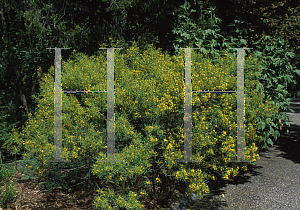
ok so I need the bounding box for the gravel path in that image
[169,98,300,210]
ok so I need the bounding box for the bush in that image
[249,34,300,150]
[170,1,300,151]
[4,40,279,209]
[0,103,20,209]
[0,160,19,209]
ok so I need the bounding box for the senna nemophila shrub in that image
[5,41,279,209]
[170,1,299,151]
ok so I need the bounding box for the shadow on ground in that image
[274,98,300,165]
[169,98,300,210]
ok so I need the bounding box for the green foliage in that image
[170,1,300,151]
[0,0,65,135]
[0,91,26,159]
[170,2,249,63]
[0,104,11,157]
[171,1,229,60]
[249,33,300,149]
[0,95,23,209]
[4,40,279,209]
[0,0,166,132]
[0,153,19,209]
[1,0,299,208]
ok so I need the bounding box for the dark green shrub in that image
[170,1,300,151]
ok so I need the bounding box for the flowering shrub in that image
[170,1,300,152]
[4,40,279,209]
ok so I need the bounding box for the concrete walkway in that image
[169,98,300,210]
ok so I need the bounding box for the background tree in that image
[215,0,300,94]
[0,0,190,160]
